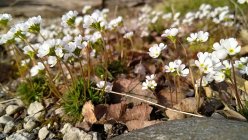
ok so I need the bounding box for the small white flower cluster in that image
[137,5,173,37]
[187,31,209,43]
[237,0,248,4]
[0,16,42,44]
[123,31,134,39]
[96,81,113,92]
[182,4,234,26]
[194,38,240,86]
[234,57,248,75]
[161,28,179,38]
[30,62,45,77]
[148,43,167,58]
[0,13,12,26]
[142,74,157,90]
[61,11,78,27]
[164,60,189,77]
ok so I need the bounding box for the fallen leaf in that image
[179,97,203,113]
[82,101,97,124]
[123,103,153,122]
[106,101,127,121]
[165,104,185,120]
[218,107,247,121]
[113,78,157,105]
[125,120,161,131]
[157,88,186,106]
[94,104,108,120]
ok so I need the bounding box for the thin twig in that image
[93,88,204,118]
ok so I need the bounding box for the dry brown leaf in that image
[165,104,185,120]
[113,78,157,105]
[123,103,152,122]
[94,104,108,120]
[82,101,97,124]
[226,75,248,93]
[106,101,127,121]
[240,45,248,56]
[157,88,186,106]
[179,97,203,113]
[218,107,247,121]
[125,120,161,131]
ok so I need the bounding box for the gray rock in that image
[0,115,13,124]
[4,121,15,133]
[61,123,93,140]
[23,120,36,131]
[0,133,8,139]
[6,132,35,140]
[38,126,49,140]
[27,101,44,121]
[112,118,248,140]
[0,104,6,116]
[5,105,20,115]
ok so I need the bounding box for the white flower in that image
[123,31,134,39]
[148,43,167,58]
[142,74,157,90]
[161,28,179,37]
[21,59,30,66]
[213,71,225,83]
[30,62,45,76]
[26,16,42,33]
[238,0,248,4]
[61,11,78,27]
[96,81,113,92]
[187,33,198,42]
[197,31,209,42]
[108,16,123,30]
[38,39,62,58]
[47,56,57,67]
[0,13,12,25]
[74,35,87,49]
[196,75,213,87]
[9,22,28,37]
[187,31,209,43]
[164,62,176,73]
[55,47,64,58]
[213,38,241,59]
[195,52,214,74]
[177,64,189,77]
[0,13,12,21]
[82,5,92,14]
[75,17,83,27]
[83,10,105,29]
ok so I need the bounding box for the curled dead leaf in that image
[123,103,153,122]
[82,101,97,124]
[125,120,162,131]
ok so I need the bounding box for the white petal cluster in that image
[82,5,92,14]
[26,16,42,31]
[212,38,241,60]
[0,13,12,22]
[148,43,167,58]
[37,39,63,58]
[238,0,248,4]
[30,62,45,76]
[61,11,78,27]
[96,81,113,92]
[123,31,134,39]
[187,31,209,43]
[161,28,179,37]
[83,10,106,29]
[142,74,157,90]
[164,60,189,77]
[234,57,248,75]
[108,16,123,30]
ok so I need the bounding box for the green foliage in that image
[239,101,248,120]
[62,78,105,122]
[17,76,50,105]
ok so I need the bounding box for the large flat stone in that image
[112,117,248,140]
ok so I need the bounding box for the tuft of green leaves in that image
[108,60,127,78]
[17,76,50,105]
[62,78,105,122]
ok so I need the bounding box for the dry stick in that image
[93,88,204,118]
[174,76,178,103]
[58,60,69,89]
[230,59,244,110]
